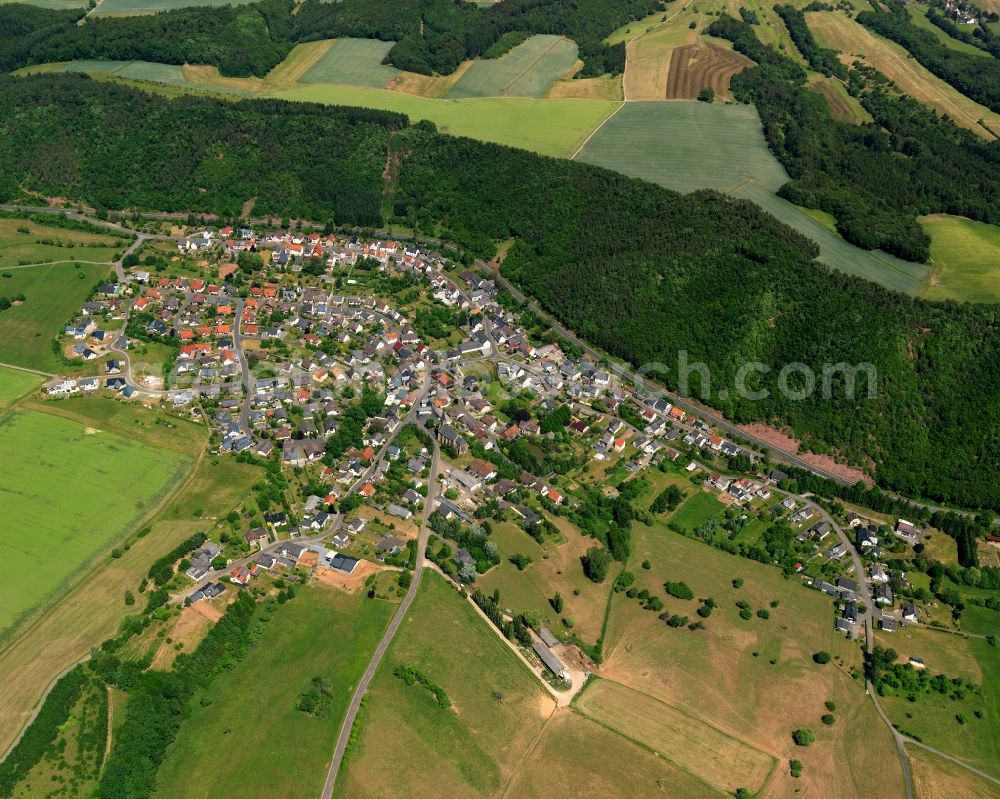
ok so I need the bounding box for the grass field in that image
[0,0,86,7]
[271,85,620,157]
[918,214,1000,303]
[0,366,41,412]
[599,521,905,798]
[669,490,726,533]
[575,679,774,793]
[299,38,400,88]
[877,635,1000,778]
[806,9,1000,139]
[905,3,991,57]
[337,571,554,799]
[0,404,221,750]
[91,0,259,14]
[0,409,188,635]
[446,35,579,99]
[807,73,873,124]
[908,744,1000,799]
[0,216,125,271]
[477,519,612,643]
[505,710,724,799]
[153,584,395,799]
[0,261,110,373]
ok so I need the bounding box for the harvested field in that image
[806,10,1000,138]
[446,34,579,99]
[545,73,623,100]
[908,745,1000,799]
[625,21,696,100]
[666,41,753,100]
[388,61,473,98]
[575,680,774,793]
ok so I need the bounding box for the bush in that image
[792,728,815,746]
[697,86,715,103]
[821,714,835,725]
[509,553,532,571]
[790,759,803,778]
[664,580,694,600]
[732,578,744,588]
[581,547,611,583]
[813,651,831,664]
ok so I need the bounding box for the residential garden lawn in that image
[272,85,619,157]
[0,215,126,271]
[477,517,612,644]
[874,625,983,685]
[574,679,775,794]
[877,636,1000,778]
[599,521,905,799]
[153,583,396,799]
[336,571,554,799]
[446,35,579,99]
[0,365,41,412]
[907,742,1000,799]
[0,261,111,372]
[574,100,930,294]
[0,452,258,758]
[0,409,189,636]
[669,489,725,533]
[918,214,1000,303]
[299,38,400,88]
[503,709,722,799]
[806,9,1000,138]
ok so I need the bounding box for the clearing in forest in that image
[918,214,1000,303]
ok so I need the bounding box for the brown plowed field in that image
[666,41,752,99]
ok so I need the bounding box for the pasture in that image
[918,214,1000,303]
[0,262,111,372]
[806,9,1000,139]
[91,0,259,14]
[907,744,1000,799]
[299,38,400,88]
[0,409,188,635]
[0,366,41,412]
[0,215,125,271]
[336,571,554,799]
[153,584,395,799]
[575,679,774,793]
[477,519,613,643]
[504,710,722,799]
[0,451,256,759]
[599,521,905,799]
[446,35,579,99]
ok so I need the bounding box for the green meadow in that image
[919,214,1000,303]
[0,261,111,372]
[153,584,395,799]
[574,100,931,295]
[0,366,41,412]
[446,34,579,99]
[299,38,400,88]
[91,0,259,14]
[0,409,189,634]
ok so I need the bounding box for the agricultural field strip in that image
[574,679,775,792]
[446,34,578,99]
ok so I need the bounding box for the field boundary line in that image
[1,259,115,270]
[568,100,626,160]
[499,36,568,97]
[499,705,557,798]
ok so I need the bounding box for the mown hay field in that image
[0,409,189,635]
[908,744,1000,799]
[0,215,126,271]
[299,38,400,88]
[337,571,554,799]
[446,34,579,99]
[0,366,41,412]
[806,9,1000,138]
[575,679,775,793]
[918,214,1000,303]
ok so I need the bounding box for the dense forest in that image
[0,0,661,78]
[1,73,998,511]
[858,0,1000,113]
[709,11,1000,262]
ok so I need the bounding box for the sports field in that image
[0,409,188,634]
[0,366,41,412]
[154,584,395,799]
[91,0,258,14]
[337,571,554,799]
[575,680,774,793]
[918,214,1000,303]
[446,35,579,99]
[600,521,906,799]
[299,38,400,88]
[0,261,111,372]
[272,84,620,157]
[806,10,1000,139]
